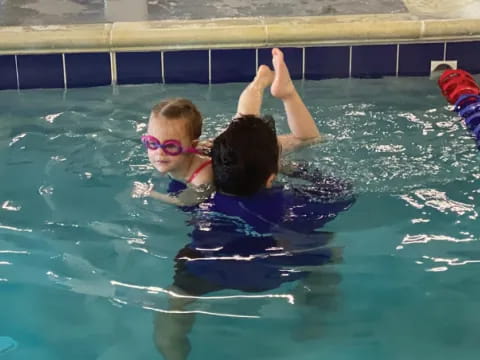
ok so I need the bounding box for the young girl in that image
[131,98,213,206]
[133,48,321,207]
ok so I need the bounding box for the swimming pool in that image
[1,77,479,359]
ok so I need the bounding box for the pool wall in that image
[0,15,480,90]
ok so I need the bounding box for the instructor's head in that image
[211,115,279,196]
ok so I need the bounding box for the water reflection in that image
[400,188,478,219]
[402,233,475,245]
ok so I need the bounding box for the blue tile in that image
[65,53,111,88]
[446,41,480,74]
[0,55,17,90]
[211,49,256,83]
[305,46,349,79]
[352,45,397,78]
[116,52,162,85]
[17,54,63,89]
[164,50,209,84]
[398,43,444,76]
[258,47,303,80]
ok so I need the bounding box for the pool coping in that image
[1,14,480,55]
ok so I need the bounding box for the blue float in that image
[453,94,480,113]
[465,112,480,131]
[458,101,480,118]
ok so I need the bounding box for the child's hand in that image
[196,139,213,156]
[131,181,153,198]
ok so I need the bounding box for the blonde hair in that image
[151,98,202,140]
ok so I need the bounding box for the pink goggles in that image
[141,135,200,156]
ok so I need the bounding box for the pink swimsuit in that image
[186,159,212,184]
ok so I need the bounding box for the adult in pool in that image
[152,49,355,360]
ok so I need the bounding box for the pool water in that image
[0,78,479,360]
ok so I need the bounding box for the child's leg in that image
[271,48,321,152]
[235,65,274,117]
[154,290,195,360]
[291,268,342,341]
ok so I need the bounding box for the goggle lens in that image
[141,135,184,156]
[162,141,182,155]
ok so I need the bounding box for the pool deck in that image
[0,0,480,54]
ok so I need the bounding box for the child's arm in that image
[132,181,180,205]
[153,186,212,207]
[132,181,213,207]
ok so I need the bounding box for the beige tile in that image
[111,19,267,51]
[0,24,111,54]
[1,13,480,55]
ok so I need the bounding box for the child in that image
[132,48,321,206]
[131,98,214,206]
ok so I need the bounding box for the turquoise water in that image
[0,78,479,360]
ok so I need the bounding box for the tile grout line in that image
[208,49,212,84]
[348,46,352,78]
[302,47,305,80]
[161,51,165,84]
[14,55,20,90]
[396,44,400,77]
[110,52,117,85]
[108,24,115,87]
[62,54,67,89]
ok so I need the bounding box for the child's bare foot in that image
[253,64,274,89]
[270,48,296,100]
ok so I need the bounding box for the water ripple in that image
[1,201,21,211]
[402,233,476,245]
[400,188,478,219]
[0,225,32,233]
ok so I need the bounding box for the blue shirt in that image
[169,173,355,292]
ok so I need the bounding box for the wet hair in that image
[212,115,279,196]
[151,98,202,140]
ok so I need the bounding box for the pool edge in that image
[1,14,480,54]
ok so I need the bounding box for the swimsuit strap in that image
[186,159,212,184]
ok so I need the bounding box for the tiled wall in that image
[1,41,479,90]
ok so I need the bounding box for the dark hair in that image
[212,115,279,196]
[151,98,202,140]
